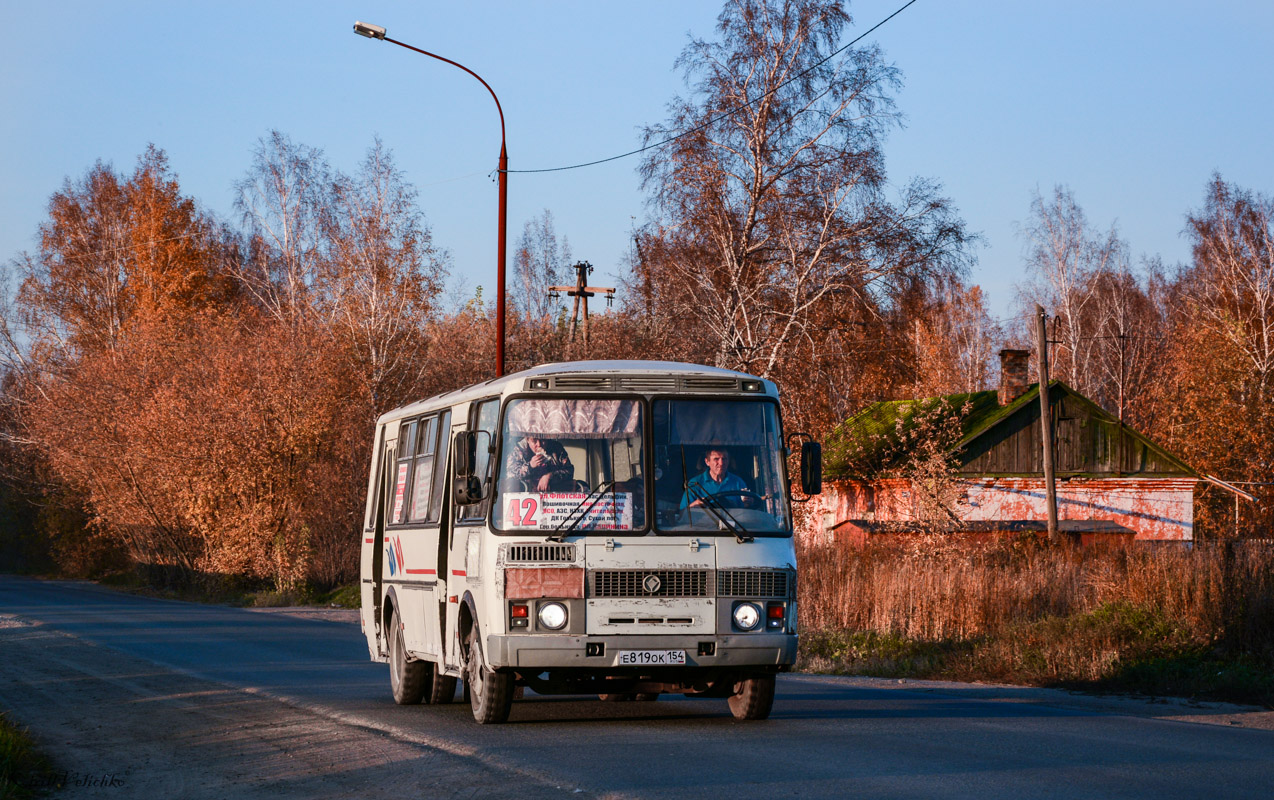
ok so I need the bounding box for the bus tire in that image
[728,675,775,721]
[466,627,513,724]
[428,670,458,705]
[389,607,426,705]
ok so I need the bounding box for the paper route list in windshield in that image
[503,492,634,531]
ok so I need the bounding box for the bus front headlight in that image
[538,602,568,630]
[733,602,761,631]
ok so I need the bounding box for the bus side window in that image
[459,399,499,521]
[408,415,439,523]
[364,425,386,531]
[427,410,452,523]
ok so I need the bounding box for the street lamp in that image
[353,21,509,377]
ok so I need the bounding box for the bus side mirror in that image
[800,441,822,496]
[453,431,487,505]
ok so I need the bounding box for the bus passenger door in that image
[363,437,395,660]
[444,398,498,672]
[438,417,458,672]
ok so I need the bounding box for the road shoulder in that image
[789,673,1274,731]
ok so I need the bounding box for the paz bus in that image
[358,360,821,723]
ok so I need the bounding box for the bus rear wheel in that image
[389,607,426,705]
[466,627,513,724]
[428,669,458,704]
[728,675,775,721]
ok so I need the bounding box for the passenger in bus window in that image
[681,447,749,509]
[506,436,575,492]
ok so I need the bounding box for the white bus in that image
[359,360,821,723]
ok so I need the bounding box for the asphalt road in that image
[1,575,1271,799]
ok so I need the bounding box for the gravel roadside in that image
[0,613,583,799]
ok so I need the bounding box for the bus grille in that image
[507,543,576,563]
[717,570,791,598]
[591,569,713,598]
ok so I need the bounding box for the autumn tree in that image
[1018,186,1123,396]
[907,279,1002,397]
[1018,185,1166,424]
[13,146,233,360]
[3,149,244,577]
[2,139,449,586]
[1185,176,1274,409]
[1082,263,1167,425]
[635,0,969,380]
[1153,176,1274,536]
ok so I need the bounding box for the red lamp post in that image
[354,21,508,377]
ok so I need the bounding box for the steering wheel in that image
[687,489,766,510]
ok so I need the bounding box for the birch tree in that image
[318,139,448,416]
[1186,175,1274,408]
[512,209,570,324]
[233,131,330,322]
[909,280,1001,397]
[1019,185,1128,398]
[637,0,968,378]
[1083,264,1166,424]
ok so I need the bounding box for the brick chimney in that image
[998,349,1030,406]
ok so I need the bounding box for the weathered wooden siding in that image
[959,391,1190,477]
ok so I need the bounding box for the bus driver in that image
[680,447,749,509]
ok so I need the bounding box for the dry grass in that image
[0,712,57,799]
[796,538,1274,705]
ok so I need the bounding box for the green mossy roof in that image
[823,381,1195,480]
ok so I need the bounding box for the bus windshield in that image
[653,399,791,535]
[494,397,646,533]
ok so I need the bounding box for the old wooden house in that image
[805,350,1231,546]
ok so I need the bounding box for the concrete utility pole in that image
[548,261,614,348]
[1036,304,1060,544]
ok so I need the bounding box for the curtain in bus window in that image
[506,398,640,439]
[667,401,769,445]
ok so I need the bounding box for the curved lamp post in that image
[353,21,509,377]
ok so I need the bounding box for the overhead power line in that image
[506,0,920,175]
[28,232,200,260]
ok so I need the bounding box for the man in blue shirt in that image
[680,448,749,510]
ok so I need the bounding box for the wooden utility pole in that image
[1036,304,1060,544]
[548,261,615,348]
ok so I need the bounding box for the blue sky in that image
[3,1,1272,321]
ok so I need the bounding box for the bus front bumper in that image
[485,632,798,670]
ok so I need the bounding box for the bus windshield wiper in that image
[550,479,617,540]
[685,482,752,542]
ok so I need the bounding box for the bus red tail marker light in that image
[767,602,785,629]
[511,603,529,628]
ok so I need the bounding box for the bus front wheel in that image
[466,627,513,724]
[389,607,426,705]
[728,675,775,721]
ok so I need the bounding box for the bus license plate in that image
[616,650,686,666]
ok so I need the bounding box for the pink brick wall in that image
[803,477,1197,543]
